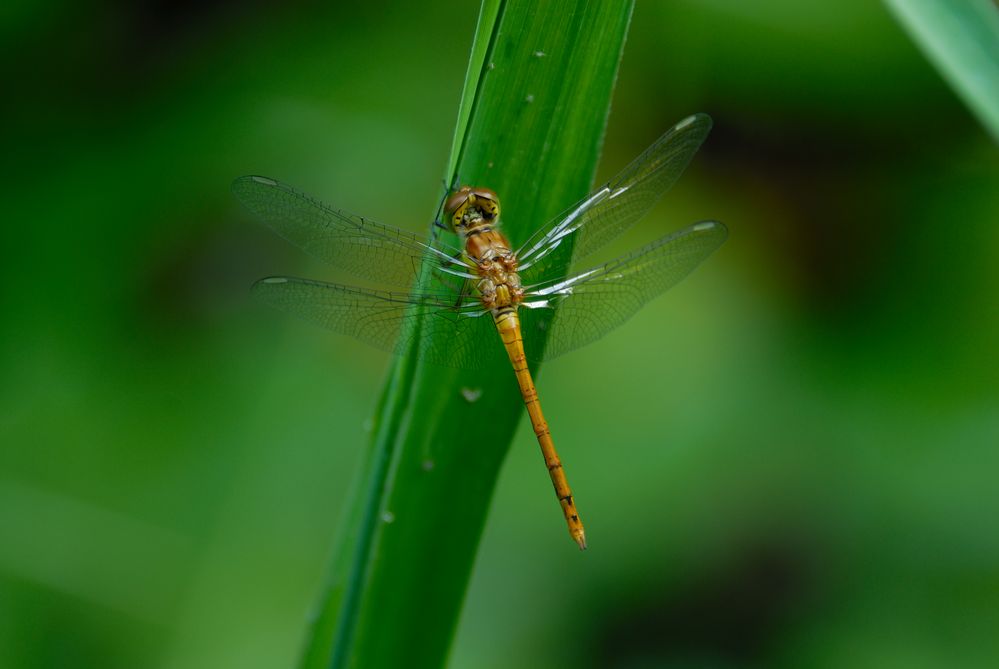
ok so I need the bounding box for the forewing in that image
[520,220,727,361]
[517,114,712,283]
[252,277,505,370]
[234,175,470,288]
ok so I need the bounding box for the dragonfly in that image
[234,113,727,550]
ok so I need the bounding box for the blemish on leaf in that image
[461,387,483,403]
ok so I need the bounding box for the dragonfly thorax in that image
[475,249,523,311]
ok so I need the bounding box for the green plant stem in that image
[300,2,635,668]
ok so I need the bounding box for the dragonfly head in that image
[443,186,500,233]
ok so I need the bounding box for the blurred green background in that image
[2,1,997,667]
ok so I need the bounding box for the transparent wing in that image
[233,175,472,289]
[517,114,712,284]
[519,220,727,361]
[252,277,507,370]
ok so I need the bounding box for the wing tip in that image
[231,174,279,194]
[251,276,290,294]
[693,219,725,232]
[676,112,713,134]
[692,219,729,245]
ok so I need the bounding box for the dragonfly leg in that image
[430,174,463,240]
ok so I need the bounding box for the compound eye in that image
[443,188,471,219]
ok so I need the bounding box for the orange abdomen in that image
[493,309,587,550]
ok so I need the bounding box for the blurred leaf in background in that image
[1,1,997,668]
[885,0,999,142]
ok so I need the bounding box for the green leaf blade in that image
[301,2,636,668]
[885,0,999,142]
